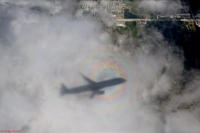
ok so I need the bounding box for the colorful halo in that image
[89,58,127,102]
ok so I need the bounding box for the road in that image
[117,18,200,22]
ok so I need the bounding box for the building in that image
[78,0,129,19]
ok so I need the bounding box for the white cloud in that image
[0,0,200,133]
[137,0,184,14]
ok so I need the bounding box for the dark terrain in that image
[148,0,200,70]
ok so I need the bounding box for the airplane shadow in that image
[60,74,126,98]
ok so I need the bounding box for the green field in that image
[117,22,138,37]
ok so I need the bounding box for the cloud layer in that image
[0,0,200,133]
[136,0,185,14]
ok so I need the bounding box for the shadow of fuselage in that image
[60,76,126,98]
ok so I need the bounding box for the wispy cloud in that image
[0,0,200,133]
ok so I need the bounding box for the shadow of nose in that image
[119,78,126,83]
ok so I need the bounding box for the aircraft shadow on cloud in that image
[60,74,126,98]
